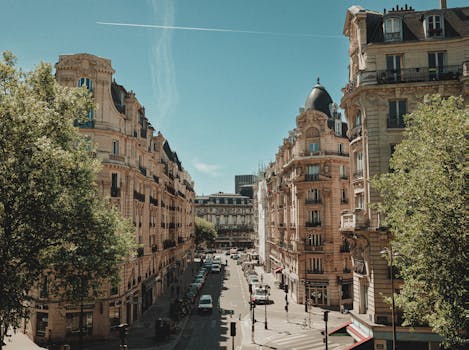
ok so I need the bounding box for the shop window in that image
[66,312,93,335]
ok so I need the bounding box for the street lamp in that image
[264,285,270,329]
[381,246,397,350]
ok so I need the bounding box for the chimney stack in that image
[440,0,447,9]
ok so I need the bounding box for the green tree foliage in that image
[195,217,217,247]
[372,95,468,349]
[0,52,135,342]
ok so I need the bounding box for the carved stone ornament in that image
[343,232,369,262]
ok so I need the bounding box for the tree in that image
[372,95,468,349]
[0,52,135,347]
[195,217,217,247]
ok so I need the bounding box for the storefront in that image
[305,281,329,306]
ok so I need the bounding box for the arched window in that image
[305,127,320,155]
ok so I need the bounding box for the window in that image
[340,165,347,179]
[338,143,344,155]
[355,112,361,127]
[384,17,402,41]
[307,234,322,246]
[428,52,446,80]
[356,152,363,174]
[310,257,323,273]
[112,140,119,155]
[388,100,407,128]
[341,189,347,203]
[66,312,93,335]
[386,55,402,82]
[334,119,342,136]
[36,312,48,336]
[111,173,118,189]
[425,14,443,38]
[356,193,365,210]
[308,143,319,154]
[306,165,320,181]
[306,189,320,203]
[78,77,93,91]
[307,210,321,225]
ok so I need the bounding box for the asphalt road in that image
[174,256,250,350]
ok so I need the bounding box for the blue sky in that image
[3,0,467,195]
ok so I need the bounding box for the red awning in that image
[273,266,283,273]
[328,321,351,336]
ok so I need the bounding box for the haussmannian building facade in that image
[339,3,469,349]
[29,53,195,344]
[195,193,255,249]
[261,81,353,310]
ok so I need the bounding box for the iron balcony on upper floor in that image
[346,65,462,91]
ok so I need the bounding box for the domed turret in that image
[304,78,333,117]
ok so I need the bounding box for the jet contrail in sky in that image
[96,21,343,39]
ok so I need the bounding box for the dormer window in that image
[425,14,444,38]
[384,17,402,41]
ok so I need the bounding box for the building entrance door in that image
[308,286,328,306]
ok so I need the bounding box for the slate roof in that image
[365,6,469,44]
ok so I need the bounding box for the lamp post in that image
[264,285,270,329]
[381,246,397,350]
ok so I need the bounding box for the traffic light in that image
[284,304,288,312]
[249,284,252,294]
[323,310,329,322]
[284,284,288,294]
[230,321,236,337]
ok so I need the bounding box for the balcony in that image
[111,187,121,198]
[353,170,364,179]
[305,174,319,182]
[305,198,321,205]
[153,175,159,183]
[305,221,321,228]
[306,269,324,274]
[304,244,324,252]
[350,126,362,140]
[163,239,176,249]
[387,115,405,129]
[340,212,369,231]
[341,198,348,204]
[151,244,158,252]
[375,65,462,84]
[109,154,125,162]
[73,119,95,128]
[139,166,147,176]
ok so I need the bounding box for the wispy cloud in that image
[146,0,178,129]
[96,21,343,39]
[193,159,221,177]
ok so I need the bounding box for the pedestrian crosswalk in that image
[262,332,349,350]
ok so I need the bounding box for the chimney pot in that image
[440,0,447,9]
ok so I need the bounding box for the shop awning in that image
[273,266,283,273]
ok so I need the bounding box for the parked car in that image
[211,263,221,273]
[195,277,205,287]
[248,276,259,285]
[231,254,240,260]
[198,294,213,313]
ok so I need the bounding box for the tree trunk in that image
[79,300,84,350]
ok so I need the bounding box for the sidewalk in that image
[84,261,197,350]
[240,265,352,349]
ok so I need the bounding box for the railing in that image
[111,187,121,197]
[384,31,401,41]
[109,154,125,162]
[305,174,319,182]
[376,65,462,84]
[340,175,348,180]
[306,269,324,274]
[305,221,321,227]
[305,199,321,205]
[151,244,158,252]
[139,166,147,176]
[177,237,185,244]
[140,128,147,138]
[304,245,324,252]
[343,267,351,273]
[353,170,363,179]
[341,199,348,204]
[163,239,176,249]
[153,175,159,183]
[137,247,144,257]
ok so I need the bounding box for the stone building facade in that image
[29,53,195,343]
[195,193,255,249]
[261,81,352,309]
[339,3,469,349]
